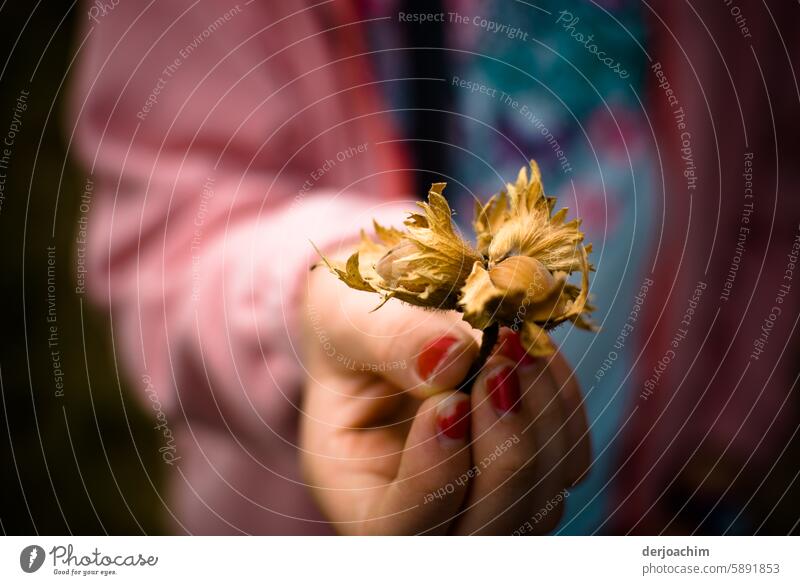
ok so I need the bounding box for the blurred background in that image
[0,3,164,534]
[1,1,799,535]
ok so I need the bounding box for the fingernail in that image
[435,394,471,443]
[486,366,521,415]
[498,329,537,366]
[417,335,460,382]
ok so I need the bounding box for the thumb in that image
[319,279,480,399]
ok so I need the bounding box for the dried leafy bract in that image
[316,160,596,357]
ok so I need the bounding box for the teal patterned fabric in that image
[369,0,655,533]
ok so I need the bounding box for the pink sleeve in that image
[69,0,408,439]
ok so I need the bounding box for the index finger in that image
[307,270,480,398]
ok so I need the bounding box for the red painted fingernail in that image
[487,366,521,414]
[436,394,471,442]
[498,329,537,366]
[417,335,459,382]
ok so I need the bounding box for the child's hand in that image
[300,268,591,534]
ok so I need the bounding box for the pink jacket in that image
[70,0,409,533]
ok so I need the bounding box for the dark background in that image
[0,2,164,535]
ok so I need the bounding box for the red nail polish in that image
[487,366,521,414]
[497,329,536,366]
[417,335,459,382]
[436,395,470,441]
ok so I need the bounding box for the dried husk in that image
[316,160,597,356]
